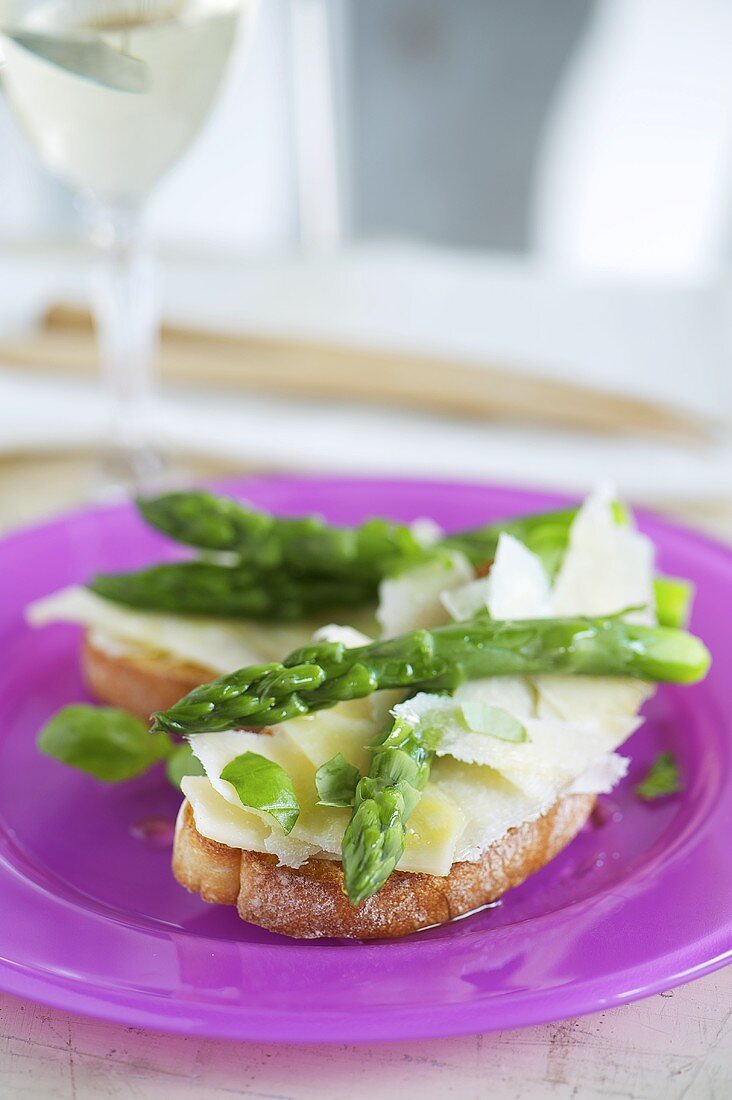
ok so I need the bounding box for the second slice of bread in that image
[82,633,214,720]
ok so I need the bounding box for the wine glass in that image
[0,0,258,491]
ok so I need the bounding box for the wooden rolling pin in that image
[0,302,712,443]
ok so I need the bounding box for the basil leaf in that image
[315,753,361,807]
[635,752,681,800]
[220,751,300,833]
[38,704,171,782]
[460,700,529,743]
[166,742,205,790]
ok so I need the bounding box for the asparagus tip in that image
[640,628,711,684]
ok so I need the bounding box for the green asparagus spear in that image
[121,493,693,627]
[654,577,693,629]
[341,714,435,905]
[88,561,375,621]
[89,555,691,628]
[151,615,710,736]
[137,491,427,580]
[135,491,668,589]
[339,708,435,906]
[137,493,614,578]
[443,507,581,576]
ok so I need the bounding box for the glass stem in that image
[91,204,164,494]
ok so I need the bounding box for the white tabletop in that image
[1,968,730,1099]
[2,244,732,502]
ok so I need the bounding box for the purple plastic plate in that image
[0,475,730,1042]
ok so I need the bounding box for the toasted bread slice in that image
[173,793,595,939]
[83,634,596,937]
[85,633,597,937]
[82,634,214,720]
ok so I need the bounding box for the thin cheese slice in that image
[181,775,270,851]
[312,623,373,648]
[27,586,320,674]
[399,783,465,875]
[437,753,624,864]
[486,533,553,620]
[377,552,473,638]
[282,708,373,773]
[533,675,655,722]
[444,486,657,628]
[454,678,536,719]
[439,578,485,623]
[190,721,360,868]
[431,757,540,862]
[190,729,304,811]
[551,485,655,624]
[568,753,629,794]
[397,687,639,802]
[436,710,641,801]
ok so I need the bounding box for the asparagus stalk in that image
[89,554,692,629]
[444,506,581,576]
[151,615,710,736]
[138,492,603,577]
[137,491,427,580]
[342,715,434,906]
[89,561,375,621]
[121,493,690,627]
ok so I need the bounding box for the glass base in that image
[93,442,170,500]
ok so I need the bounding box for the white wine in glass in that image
[0,0,257,490]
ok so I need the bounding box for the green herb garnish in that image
[315,753,361,807]
[220,751,300,834]
[38,704,172,782]
[38,704,207,789]
[166,742,206,789]
[635,752,681,800]
[460,700,529,742]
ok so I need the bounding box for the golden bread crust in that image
[82,635,597,938]
[82,634,214,720]
[173,794,595,939]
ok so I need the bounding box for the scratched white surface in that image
[0,458,731,1099]
[0,970,730,1100]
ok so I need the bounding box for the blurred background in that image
[2,0,732,530]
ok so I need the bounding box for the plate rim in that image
[0,473,730,1042]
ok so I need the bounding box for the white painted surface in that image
[0,968,730,1099]
[2,246,732,501]
[532,0,732,278]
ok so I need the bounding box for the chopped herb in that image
[460,700,530,743]
[166,742,205,789]
[635,752,681,800]
[315,753,361,807]
[38,704,171,782]
[220,751,300,833]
